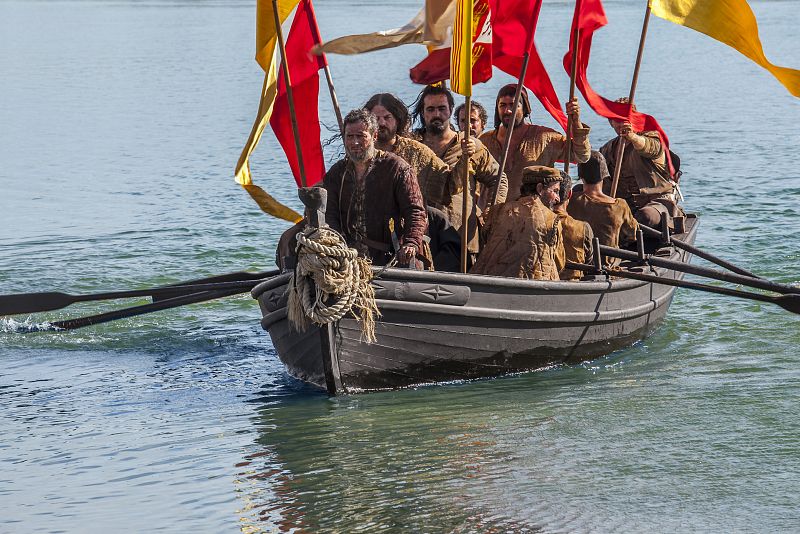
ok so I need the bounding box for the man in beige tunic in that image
[471,166,565,280]
[479,84,591,202]
[411,85,508,266]
[569,151,638,266]
[365,93,450,208]
[599,98,681,228]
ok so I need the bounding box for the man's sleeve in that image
[619,201,639,245]
[472,142,508,207]
[554,224,566,273]
[583,222,594,266]
[569,123,592,163]
[395,162,428,250]
[422,149,451,208]
[636,132,664,161]
[322,165,343,234]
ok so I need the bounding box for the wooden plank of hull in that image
[254,216,698,394]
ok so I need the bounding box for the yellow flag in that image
[236,0,303,223]
[450,0,473,96]
[649,0,800,97]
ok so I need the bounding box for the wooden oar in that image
[566,261,800,315]
[639,224,760,279]
[0,274,279,317]
[151,269,279,301]
[48,288,244,330]
[597,244,800,295]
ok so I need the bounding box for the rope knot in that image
[287,227,379,343]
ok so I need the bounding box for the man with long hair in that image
[479,85,591,201]
[411,85,507,267]
[364,93,450,208]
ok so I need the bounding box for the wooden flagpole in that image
[322,65,345,136]
[563,27,581,175]
[460,96,471,273]
[272,0,308,187]
[305,0,344,136]
[492,52,531,204]
[610,2,652,197]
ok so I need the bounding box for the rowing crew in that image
[280,84,683,280]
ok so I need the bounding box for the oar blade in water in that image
[0,292,75,316]
[776,294,800,315]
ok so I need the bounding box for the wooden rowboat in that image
[251,214,699,395]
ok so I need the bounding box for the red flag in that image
[563,0,675,176]
[410,0,492,87]
[270,0,326,187]
[490,0,568,131]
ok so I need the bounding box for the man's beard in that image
[377,126,395,144]
[501,115,523,129]
[348,144,376,162]
[426,119,446,135]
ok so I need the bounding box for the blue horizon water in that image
[2,0,800,532]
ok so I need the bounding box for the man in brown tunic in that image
[365,93,450,208]
[479,85,591,202]
[411,85,508,265]
[471,166,564,280]
[569,151,638,266]
[552,172,593,281]
[323,109,427,267]
[600,98,681,228]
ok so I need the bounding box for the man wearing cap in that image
[479,85,592,202]
[599,97,681,228]
[568,151,638,265]
[365,92,451,208]
[552,171,594,280]
[411,84,508,267]
[471,166,565,280]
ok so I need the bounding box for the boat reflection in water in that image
[233,377,591,532]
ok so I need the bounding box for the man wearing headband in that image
[471,166,565,280]
[479,85,592,201]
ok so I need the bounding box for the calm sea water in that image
[2,0,799,532]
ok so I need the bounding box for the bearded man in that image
[411,84,507,266]
[364,93,450,208]
[471,166,565,280]
[323,109,427,267]
[479,85,591,201]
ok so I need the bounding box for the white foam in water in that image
[0,317,62,333]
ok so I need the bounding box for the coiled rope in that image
[287,227,379,343]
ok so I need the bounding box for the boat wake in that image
[0,317,62,333]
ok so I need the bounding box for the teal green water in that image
[2,0,799,531]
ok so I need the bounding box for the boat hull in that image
[253,216,698,394]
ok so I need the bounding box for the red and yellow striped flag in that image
[450,0,473,96]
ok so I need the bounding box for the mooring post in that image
[296,186,343,396]
[298,186,327,229]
